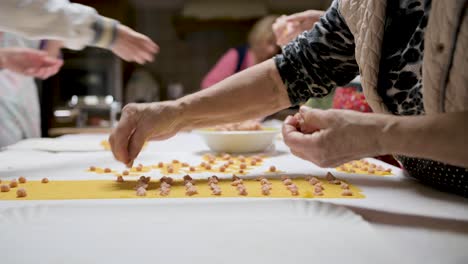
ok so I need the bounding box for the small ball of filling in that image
[16,188,27,198]
[41,178,49,184]
[18,176,27,184]
[122,170,129,176]
[269,166,276,172]
[1,184,10,192]
[89,166,96,171]
[116,176,124,182]
[9,180,18,188]
[104,168,111,173]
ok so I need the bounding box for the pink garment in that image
[201,48,255,89]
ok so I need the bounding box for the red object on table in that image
[332,87,372,112]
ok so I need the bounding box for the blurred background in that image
[40,0,334,136]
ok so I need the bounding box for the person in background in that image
[0,33,63,147]
[0,0,158,69]
[0,0,158,146]
[201,15,280,89]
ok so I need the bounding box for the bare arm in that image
[180,59,291,129]
[0,0,158,63]
[284,108,468,168]
[109,59,290,165]
[0,0,101,50]
[380,111,468,167]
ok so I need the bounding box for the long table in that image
[0,132,467,264]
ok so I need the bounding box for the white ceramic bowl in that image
[197,128,280,153]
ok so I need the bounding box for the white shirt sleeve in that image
[0,0,117,50]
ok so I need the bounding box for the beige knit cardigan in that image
[340,0,468,114]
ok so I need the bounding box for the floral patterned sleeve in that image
[274,0,359,105]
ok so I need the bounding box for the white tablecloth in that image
[0,132,467,263]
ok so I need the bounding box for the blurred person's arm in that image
[0,0,158,64]
[273,10,324,47]
[201,49,240,89]
[0,47,63,79]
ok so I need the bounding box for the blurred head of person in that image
[248,15,280,63]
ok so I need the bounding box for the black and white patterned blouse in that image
[274,0,468,197]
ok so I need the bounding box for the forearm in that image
[378,111,468,167]
[177,59,291,129]
[0,0,117,50]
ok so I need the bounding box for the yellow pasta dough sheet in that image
[336,160,393,176]
[0,177,364,201]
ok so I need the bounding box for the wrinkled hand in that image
[282,106,384,167]
[272,10,324,47]
[0,47,63,79]
[111,25,159,64]
[109,101,183,166]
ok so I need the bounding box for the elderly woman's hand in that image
[282,107,385,167]
[272,10,324,47]
[109,101,184,166]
